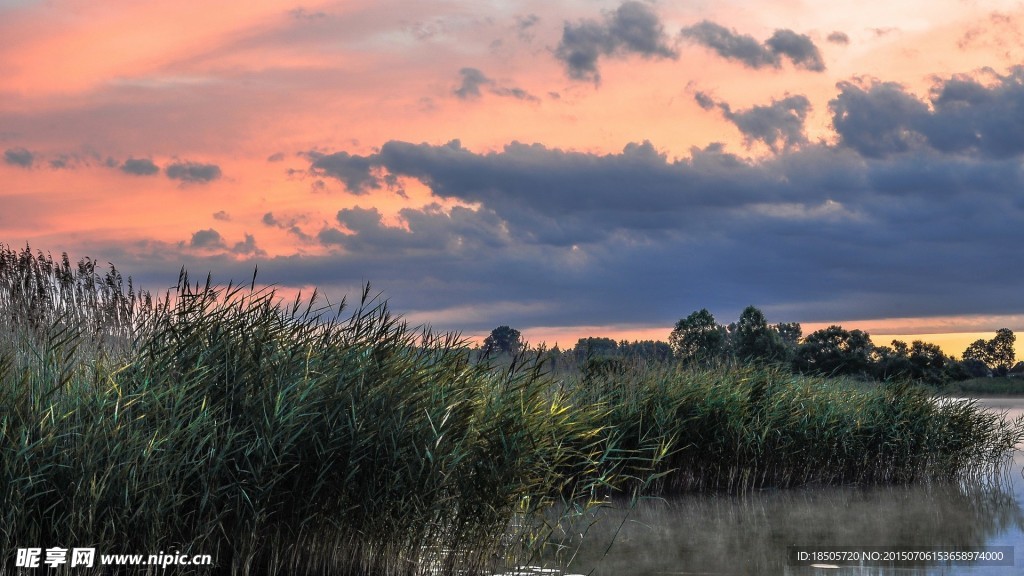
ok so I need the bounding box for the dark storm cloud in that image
[307,151,380,193]
[4,147,34,168]
[120,158,160,176]
[231,234,266,257]
[699,93,811,151]
[322,204,509,255]
[831,68,1024,158]
[681,21,774,68]
[66,67,1024,337]
[681,21,825,71]
[764,29,825,72]
[189,229,226,249]
[283,96,1024,332]
[555,1,677,83]
[166,161,222,183]
[371,139,763,246]
[263,211,313,242]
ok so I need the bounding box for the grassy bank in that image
[939,376,1024,396]
[2,246,1022,575]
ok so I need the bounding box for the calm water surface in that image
[519,398,1024,576]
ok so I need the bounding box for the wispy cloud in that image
[453,67,538,101]
[120,157,160,176]
[166,161,222,183]
[681,21,825,71]
[4,147,34,168]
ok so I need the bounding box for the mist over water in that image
[535,399,1024,576]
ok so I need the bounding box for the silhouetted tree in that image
[775,322,802,348]
[907,340,947,381]
[482,325,522,356]
[795,325,874,376]
[621,340,673,362]
[990,328,1016,375]
[962,329,1016,376]
[871,340,913,380]
[573,337,618,362]
[733,305,788,363]
[669,309,728,364]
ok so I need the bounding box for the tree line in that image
[477,307,1018,384]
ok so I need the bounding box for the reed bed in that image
[0,246,612,575]
[570,361,1024,494]
[2,244,1022,575]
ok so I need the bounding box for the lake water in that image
[508,398,1024,576]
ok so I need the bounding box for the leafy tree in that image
[775,322,802,348]
[871,339,951,384]
[962,339,989,364]
[733,305,788,363]
[620,340,673,362]
[959,358,992,378]
[573,337,618,361]
[669,309,727,364]
[908,340,947,381]
[794,325,874,376]
[482,325,522,356]
[962,329,1016,375]
[990,328,1016,375]
[871,340,913,380]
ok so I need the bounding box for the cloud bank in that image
[258,70,1024,331]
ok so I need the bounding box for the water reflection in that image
[529,399,1024,575]
[549,480,1022,575]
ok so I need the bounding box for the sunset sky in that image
[3,0,1024,353]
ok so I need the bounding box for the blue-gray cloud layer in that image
[831,69,1024,158]
[73,69,1024,337]
[556,1,677,82]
